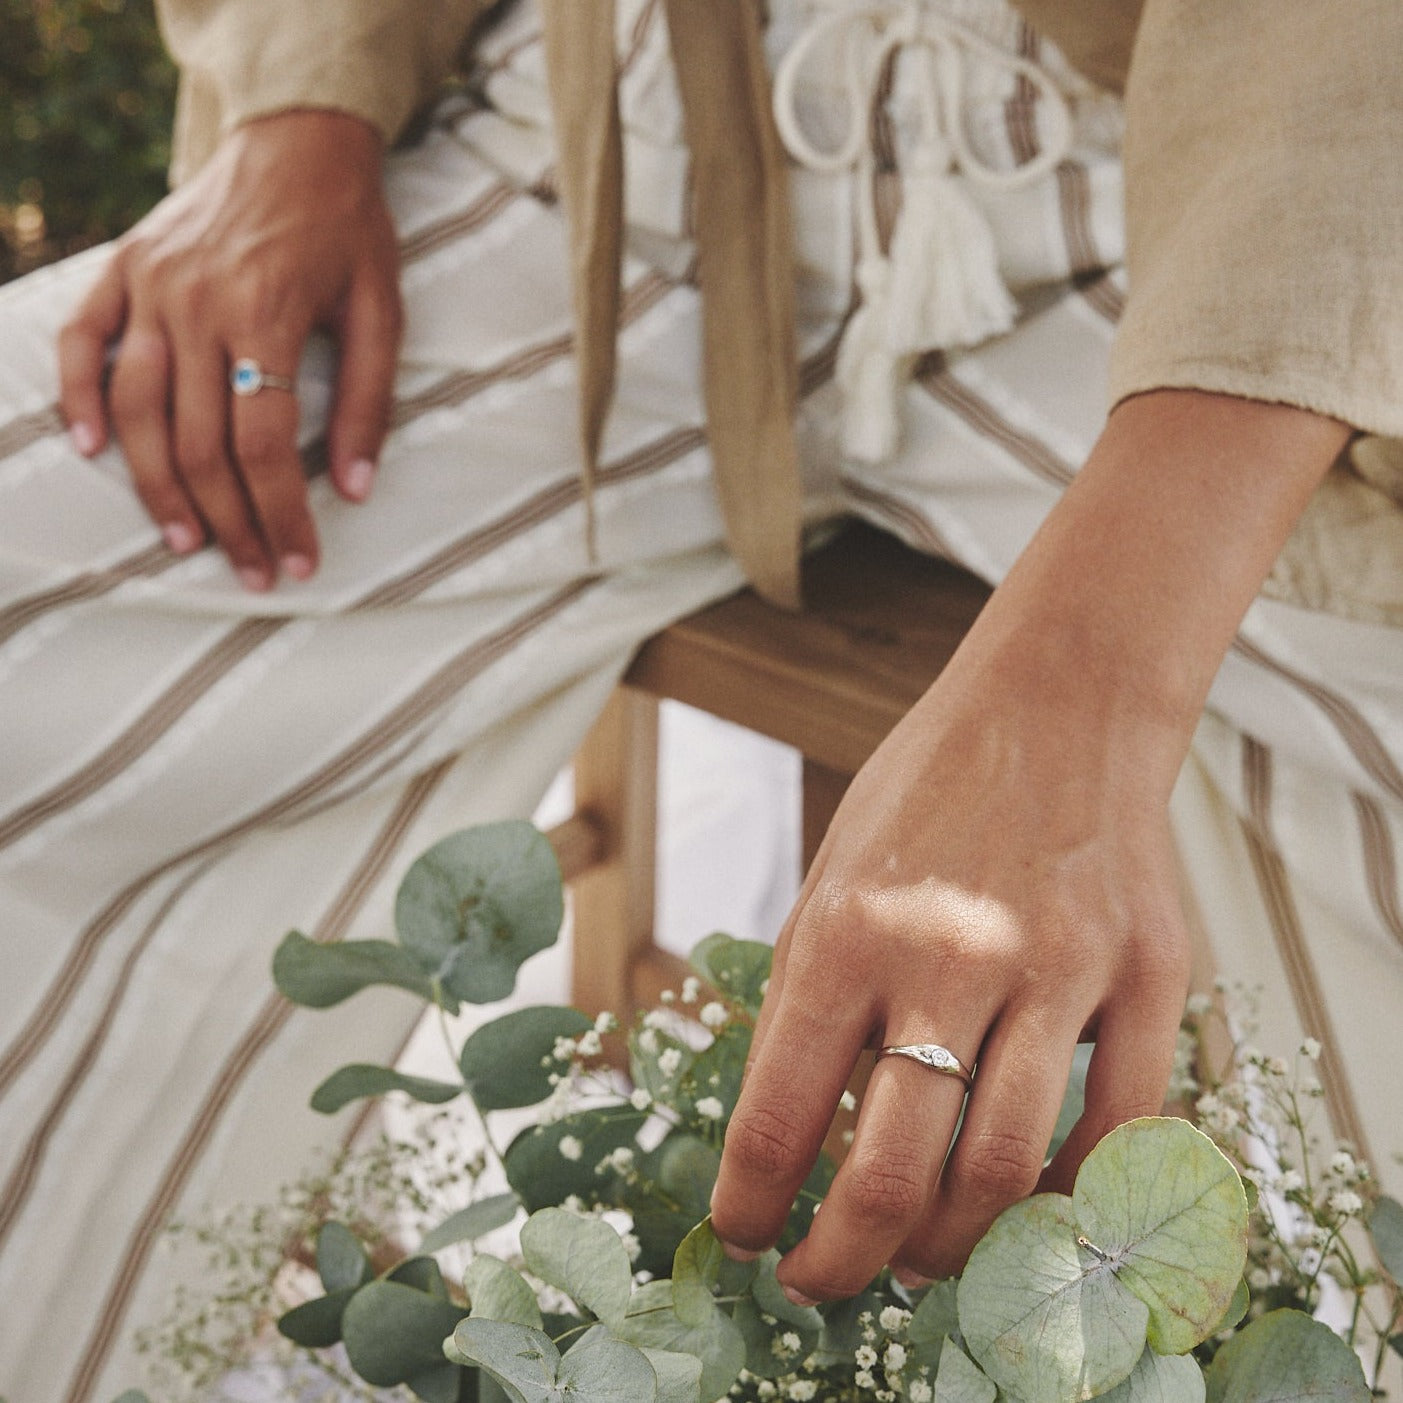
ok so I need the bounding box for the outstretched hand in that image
[709,390,1350,1305]
[59,110,402,589]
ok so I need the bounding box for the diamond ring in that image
[876,1042,975,1090]
[230,358,295,397]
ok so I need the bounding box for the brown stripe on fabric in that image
[398,181,517,265]
[0,403,65,462]
[0,545,171,651]
[1231,636,1403,806]
[1075,267,1126,325]
[1353,791,1403,952]
[916,355,1075,488]
[840,474,958,559]
[1239,735,1373,1166]
[61,757,457,1403]
[1003,22,1041,167]
[1055,159,1102,278]
[0,620,282,851]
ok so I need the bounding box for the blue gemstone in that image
[232,363,259,393]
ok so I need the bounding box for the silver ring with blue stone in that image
[230,358,295,397]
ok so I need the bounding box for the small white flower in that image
[594,1010,618,1034]
[1298,1247,1323,1275]
[839,1090,857,1112]
[1330,1151,1357,1179]
[1266,1056,1289,1077]
[659,1047,683,1078]
[700,1001,728,1029]
[553,1036,578,1062]
[696,1096,725,1120]
[558,1135,583,1162]
[883,1342,907,1371]
[854,1345,877,1369]
[1329,1189,1363,1217]
[908,1382,933,1403]
[1279,1169,1305,1193]
[637,1028,660,1056]
[660,989,676,1004]
[1300,1037,1322,1060]
[1186,993,1214,1016]
[562,1194,585,1213]
[577,1030,603,1058]
[757,1383,777,1401]
[622,1231,641,1262]
[854,1370,876,1390]
[643,1010,670,1031]
[629,1087,652,1111]
[1247,1267,1273,1290]
[785,1382,817,1401]
[681,976,702,1004]
[608,1146,636,1172]
[877,1305,910,1332]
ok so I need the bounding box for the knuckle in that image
[176,445,225,486]
[955,1126,1045,1203]
[725,1102,810,1181]
[843,1151,928,1228]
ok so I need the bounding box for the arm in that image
[59,0,486,588]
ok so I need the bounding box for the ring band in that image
[877,1043,975,1090]
[231,358,295,396]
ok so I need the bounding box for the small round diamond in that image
[231,359,263,395]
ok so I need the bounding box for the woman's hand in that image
[710,390,1351,1302]
[59,110,402,589]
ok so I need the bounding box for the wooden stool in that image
[553,521,992,1018]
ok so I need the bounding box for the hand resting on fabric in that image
[58,110,401,590]
[709,389,1350,1304]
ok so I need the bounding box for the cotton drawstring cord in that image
[773,0,1073,462]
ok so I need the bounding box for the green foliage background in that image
[1,0,176,283]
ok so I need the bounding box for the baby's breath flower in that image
[757,1382,778,1400]
[681,976,702,1004]
[786,1382,818,1401]
[553,1036,578,1062]
[883,1342,907,1371]
[608,1146,636,1172]
[696,1096,725,1121]
[629,1087,652,1111]
[643,1010,670,1031]
[1300,1037,1322,1060]
[594,1011,618,1034]
[1266,1056,1289,1077]
[577,1030,603,1058]
[659,1047,683,1078]
[878,1305,911,1332]
[562,1194,585,1213]
[1298,1246,1323,1276]
[1330,1151,1357,1179]
[908,1382,933,1403]
[855,1345,878,1370]
[622,1231,642,1263]
[700,1001,729,1029]
[1328,1189,1363,1218]
[1278,1168,1304,1192]
[660,989,677,1004]
[839,1090,857,1112]
[558,1135,583,1162]
[637,1028,660,1056]
[854,1370,876,1390]
[1186,992,1214,1016]
[781,1330,802,1354]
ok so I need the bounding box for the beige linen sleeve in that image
[1110,0,1403,439]
[155,0,489,183]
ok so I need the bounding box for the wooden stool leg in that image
[570,688,660,1020]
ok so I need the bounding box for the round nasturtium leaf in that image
[958,1193,1149,1403]
[1098,1345,1205,1403]
[520,1207,634,1328]
[1204,1309,1370,1403]
[1074,1118,1248,1355]
[458,1005,593,1111]
[394,822,564,1004]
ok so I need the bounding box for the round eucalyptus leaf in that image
[934,1340,997,1403]
[464,1254,544,1330]
[309,1063,463,1115]
[906,1279,959,1374]
[614,1279,746,1403]
[520,1207,633,1327]
[1369,1195,1403,1284]
[811,1288,885,1367]
[458,1006,593,1111]
[1213,1278,1250,1336]
[405,1361,470,1403]
[627,1135,723,1276]
[277,1287,358,1348]
[1098,1346,1205,1403]
[557,1325,659,1401]
[390,1256,449,1299]
[448,1318,560,1401]
[730,1295,792,1379]
[958,1193,1149,1403]
[394,822,563,1005]
[1074,1118,1248,1354]
[640,1347,704,1403]
[1204,1309,1369,1403]
[340,1280,466,1387]
[672,1218,729,1327]
[503,1107,647,1214]
[273,932,438,1008]
[317,1220,370,1292]
[421,1193,521,1255]
[688,933,773,1014]
[751,1251,824,1333]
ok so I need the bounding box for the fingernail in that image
[891,1265,932,1290]
[780,1284,818,1309]
[282,553,315,582]
[719,1241,762,1264]
[342,457,375,501]
[70,423,99,456]
[238,566,272,593]
[163,522,202,555]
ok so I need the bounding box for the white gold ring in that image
[876,1042,975,1090]
[230,358,295,396]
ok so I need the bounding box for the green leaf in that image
[109,1391,152,1402]
[459,1006,593,1111]
[395,822,564,1005]
[630,1027,695,1105]
[906,1279,959,1373]
[1097,1346,1205,1403]
[730,1296,793,1379]
[449,1320,657,1403]
[614,1279,746,1403]
[464,1255,543,1330]
[316,1220,371,1292]
[639,1347,703,1403]
[627,1134,722,1276]
[809,1288,884,1367]
[1213,1278,1250,1335]
[273,931,438,1008]
[405,1361,470,1403]
[1075,1117,1248,1354]
[934,1341,998,1403]
[1204,1309,1370,1403]
[391,1256,450,1298]
[554,1326,659,1401]
[688,933,772,1015]
[503,1107,647,1214]
[421,1193,521,1254]
[340,1280,466,1388]
[277,1287,358,1348]
[751,1251,824,1334]
[672,1218,729,1327]
[677,1023,751,1125]
[309,1063,463,1115]
[1369,1195,1403,1283]
[519,1207,633,1327]
[958,1193,1149,1403]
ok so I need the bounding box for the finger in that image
[896,1008,1086,1281]
[228,342,320,582]
[774,1026,979,1303]
[710,951,872,1259]
[58,256,128,457]
[327,266,402,502]
[1038,988,1182,1197]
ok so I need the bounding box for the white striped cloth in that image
[2,7,1401,1401]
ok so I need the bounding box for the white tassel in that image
[883,149,1016,356]
[836,255,913,463]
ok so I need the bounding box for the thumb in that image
[327,264,402,502]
